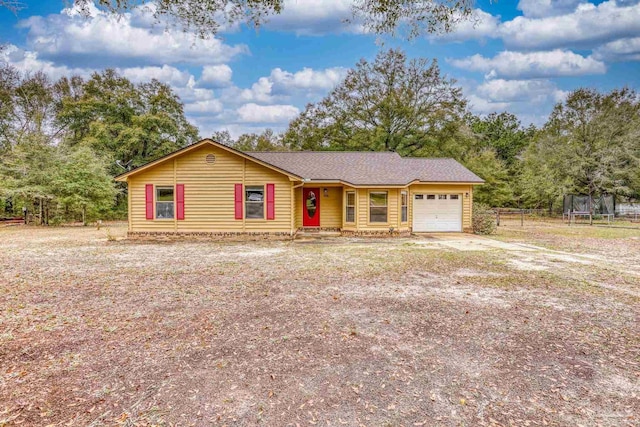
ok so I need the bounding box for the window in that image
[345,191,355,223]
[450,194,459,200]
[369,192,388,223]
[401,191,408,222]
[245,186,264,219]
[156,187,174,219]
[438,194,447,200]
[415,194,424,200]
[426,195,436,200]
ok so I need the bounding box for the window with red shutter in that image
[266,183,275,220]
[145,184,154,220]
[234,184,243,219]
[176,184,185,220]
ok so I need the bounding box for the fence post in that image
[521,209,524,227]
[496,209,500,227]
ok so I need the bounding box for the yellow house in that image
[114,139,483,237]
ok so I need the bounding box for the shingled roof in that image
[248,151,484,186]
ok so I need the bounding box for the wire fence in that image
[492,207,640,227]
[494,208,549,227]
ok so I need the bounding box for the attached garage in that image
[412,193,463,232]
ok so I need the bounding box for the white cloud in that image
[239,77,276,103]
[501,1,640,50]
[118,65,193,86]
[432,9,501,43]
[449,50,606,79]
[268,67,347,95]
[593,36,640,61]
[17,2,249,67]
[200,65,233,87]
[184,99,224,115]
[464,78,566,125]
[516,0,585,18]
[264,0,361,35]
[476,79,562,103]
[236,103,300,123]
[467,94,511,115]
[0,44,94,80]
[215,66,347,105]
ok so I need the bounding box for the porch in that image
[293,184,412,234]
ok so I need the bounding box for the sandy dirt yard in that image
[0,223,639,426]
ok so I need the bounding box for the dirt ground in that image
[1,223,638,426]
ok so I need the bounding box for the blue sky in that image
[1,0,639,138]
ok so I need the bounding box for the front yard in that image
[1,224,638,426]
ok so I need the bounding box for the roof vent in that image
[205,154,216,164]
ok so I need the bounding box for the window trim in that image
[155,186,175,220]
[368,191,388,224]
[245,185,265,220]
[401,191,408,223]
[345,191,356,223]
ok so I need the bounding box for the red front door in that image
[302,188,320,227]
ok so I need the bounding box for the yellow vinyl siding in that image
[408,184,473,230]
[355,188,400,230]
[342,186,357,231]
[129,161,176,232]
[294,187,303,229]
[243,159,292,232]
[319,187,342,228]
[129,145,293,233]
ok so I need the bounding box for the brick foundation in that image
[340,229,412,237]
[127,231,295,241]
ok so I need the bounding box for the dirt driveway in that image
[0,225,638,426]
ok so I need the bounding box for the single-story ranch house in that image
[115,139,483,237]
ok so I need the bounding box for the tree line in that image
[1,49,639,224]
[219,50,640,212]
[0,67,198,224]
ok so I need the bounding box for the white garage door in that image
[413,194,462,232]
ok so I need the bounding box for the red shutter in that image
[234,184,243,220]
[266,183,275,220]
[176,184,185,220]
[145,184,154,220]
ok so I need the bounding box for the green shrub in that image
[472,203,497,235]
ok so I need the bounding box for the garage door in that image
[413,194,462,232]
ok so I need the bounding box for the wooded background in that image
[1,49,639,224]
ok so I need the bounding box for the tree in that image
[0,133,61,223]
[0,65,200,223]
[0,0,23,14]
[465,112,537,207]
[519,138,565,212]
[0,66,19,151]
[464,149,513,207]
[540,88,640,203]
[67,0,472,39]
[467,112,535,169]
[283,49,467,156]
[233,129,290,151]
[52,147,117,224]
[56,70,199,174]
[352,0,473,39]
[210,130,234,147]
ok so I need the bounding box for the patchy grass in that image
[0,224,639,426]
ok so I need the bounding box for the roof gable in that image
[114,139,303,182]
